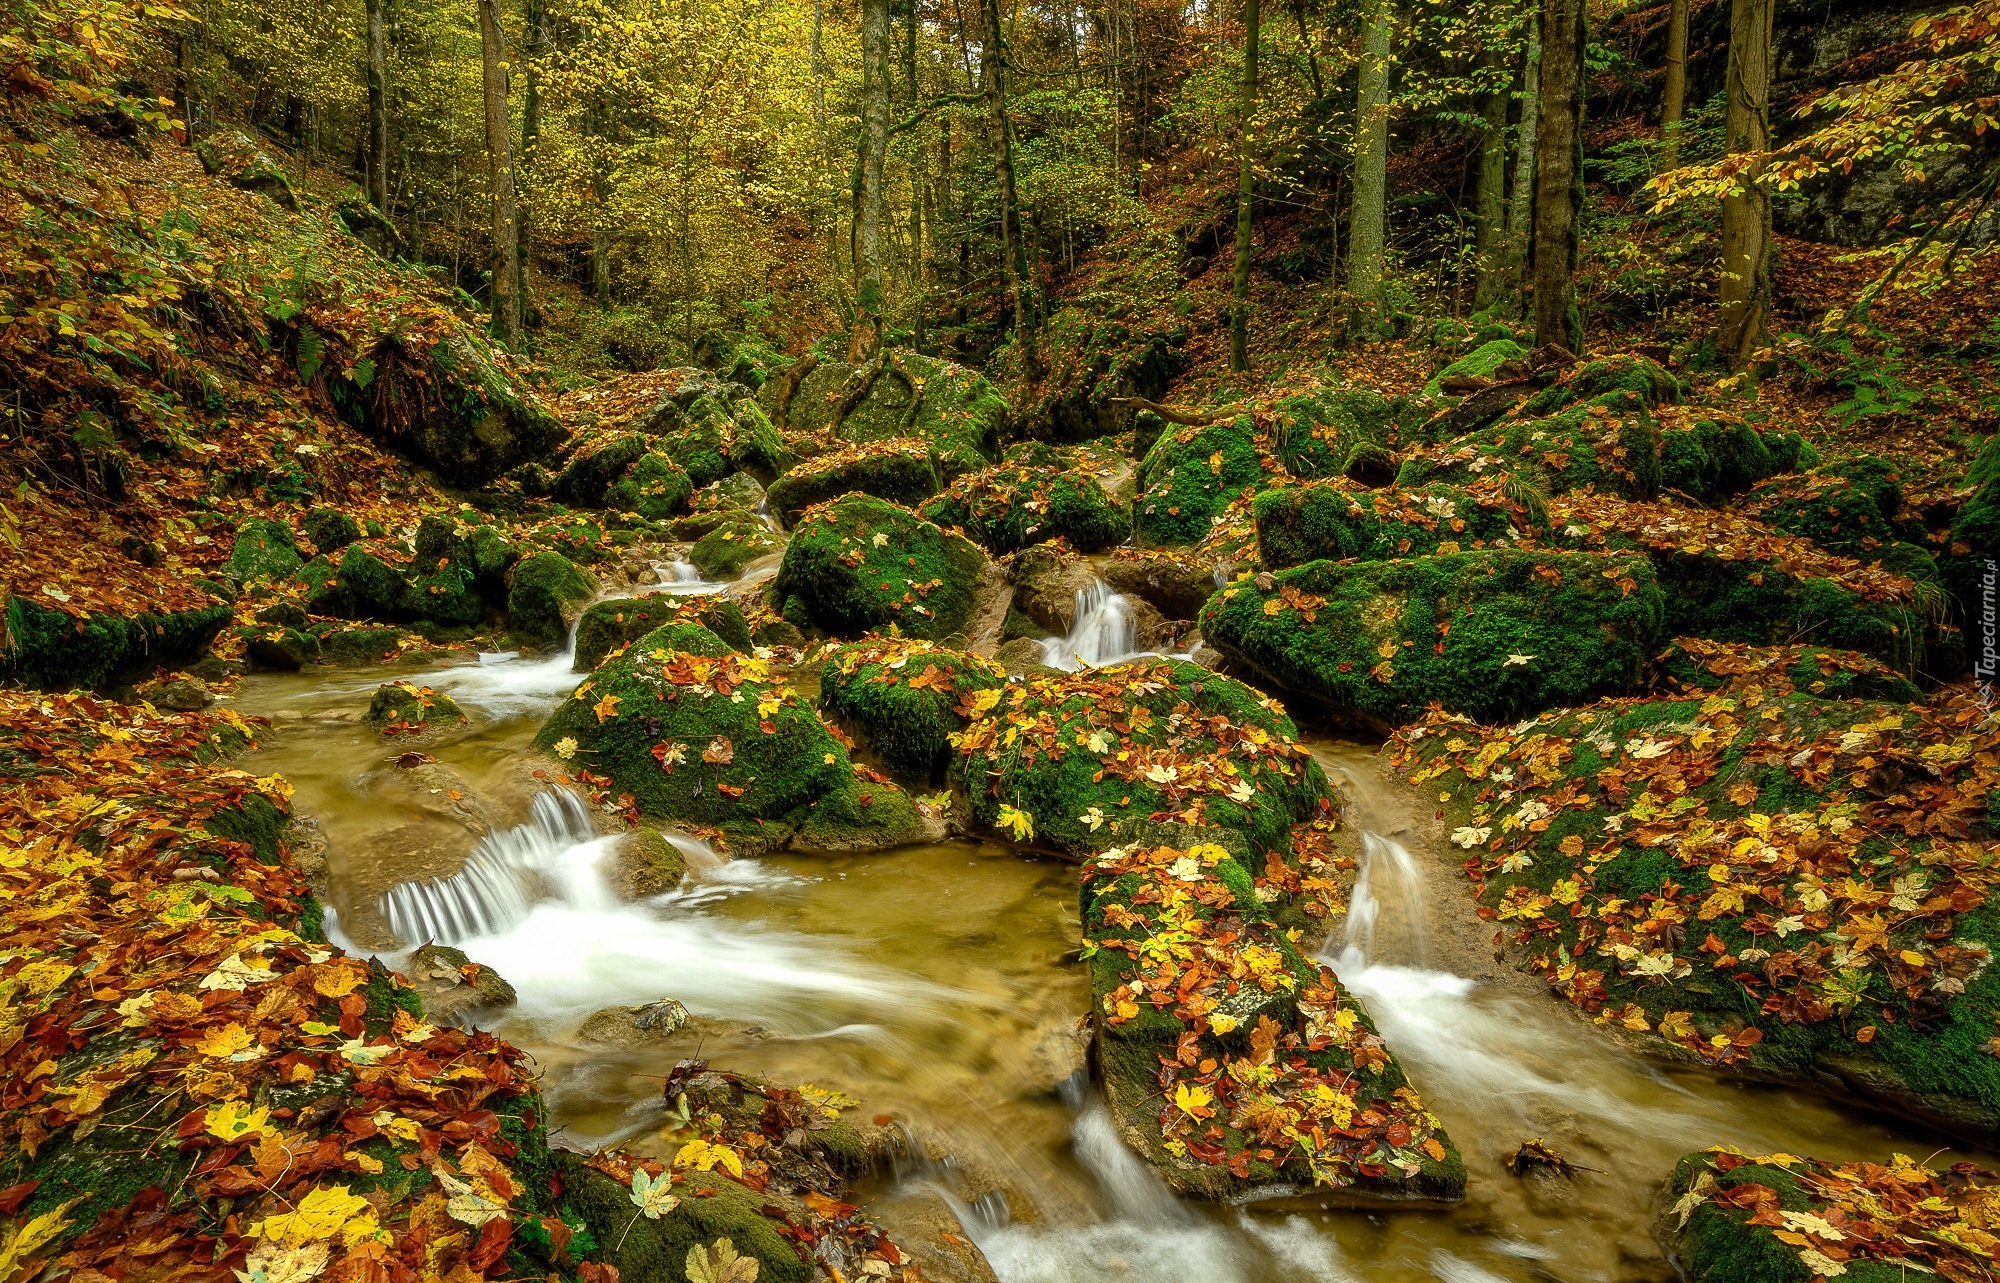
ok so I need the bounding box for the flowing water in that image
[1038,582,1155,671]
[228,653,1998,1283]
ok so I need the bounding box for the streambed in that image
[229,596,1993,1283]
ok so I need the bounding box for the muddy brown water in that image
[229,640,1996,1283]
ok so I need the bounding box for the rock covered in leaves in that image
[1253,476,1540,570]
[1271,370,1438,481]
[531,621,927,851]
[1660,1148,2000,1283]
[1396,668,2000,1140]
[572,592,751,672]
[1397,402,1664,500]
[1,596,232,692]
[819,638,1007,784]
[771,494,987,642]
[1134,414,1263,545]
[689,518,783,580]
[1200,549,1665,730]
[782,349,1009,476]
[224,517,305,583]
[364,680,467,738]
[764,436,943,525]
[604,450,696,519]
[917,449,1130,554]
[1083,835,1465,1202]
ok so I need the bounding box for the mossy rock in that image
[364,681,467,734]
[666,506,759,541]
[1519,352,1681,415]
[1422,338,1530,396]
[224,517,303,583]
[605,451,695,519]
[1744,457,1903,557]
[648,394,734,487]
[953,658,1333,858]
[302,506,362,553]
[1658,415,1817,504]
[1,598,231,692]
[765,438,942,526]
[1273,375,1440,480]
[1650,638,1923,704]
[240,622,321,670]
[807,350,1009,476]
[315,624,412,666]
[689,520,783,580]
[772,494,987,642]
[531,622,924,851]
[1199,549,1664,729]
[194,129,298,209]
[302,544,408,620]
[1253,479,1532,570]
[507,550,594,649]
[573,594,750,672]
[820,640,1007,784]
[400,516,487,627]
[554,431,650,507]
[553,1158,812,1283]
[918,459,1130,554]
[722,398,797,482]
[1398,404,1663,500]
[1101,550,1225,621]
[1135,414,1263,545]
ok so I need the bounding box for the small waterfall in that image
[659,560,725,595]
[1332,830,1428,973]
[376,790,601,945]
[1039,581,1146,671]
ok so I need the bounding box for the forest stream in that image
[220,582,1995,1283]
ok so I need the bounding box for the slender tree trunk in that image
[1292,0,1322,99]
[1472,53,1508,311]
[518,0,548,313]
[1531,0,1584,353]
[1345,0,1393,321]
[850,0,892,360]
[1227,0,1261,371]
[1505,15,1540,300]
[476,0,522,350]
[176,29,199,145]
[981,0,1036,377]
[365,0,389,209]
[1660,0,1689,169]
[1717,0,1773,367]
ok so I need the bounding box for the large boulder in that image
[1200,549,1664,730]
[1400,679,2000,1142]
[819,638,1007,784]
[1657,411,1817,504]
[573,593,750,671]
[764,437,942,526]
[224,517,303,583]
[1,597,230,691]
[1134,414,1262,546]
[531,622,926,851]
[553,431,649,507]
[1272,374,1439,480]
[918,450,1130,554]
[772,494,987,642]
[507,550,594,649]
[781,350,1008,475]
[604,451,694,519]
[194,129,298,209]
[1254,478,1535,570]
[689,519,782,579]
[1397,403,1663,500]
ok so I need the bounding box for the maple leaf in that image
[674,1139,745,1177]
[702,737,735,765]
[1504,653,1535,666]
[1450,826,1492,848]
[593,694,622,722]
[231,1241,330,1283]
[553,736,579,760]
[1174,1081,1214,1117]
[995,803,1035,842]
[252,1185,371,1245]
[1078,806,1106,831]
[205,1100,273,1142]
[1249,1014,1281,1066]
[193,1022,256,1059]
[439,1171,509,1226]
[1842,912,1891,954]
[629,1168,679,1219]
[686,1237,759,1283]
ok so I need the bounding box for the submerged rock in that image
[577,997,691,1045]
[364,681,467,741]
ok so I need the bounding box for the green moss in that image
[765,439,942,525]
[364,681,467,730]
[1520,352,1681,416]
[302,505,362,553]
[689,520,783,579]
[605,451,695,519]
[1422,338,1529,396]
[1657,417,1808,503]
[316,624,410,665]
[723,399,797,481]
[1253,480,1527,570]
[1,597,231,692]
[304,544,408,620]
[553,1159,811,1283]
[1746,457,1903,557]
[204,792,288,863]
[573,594,750,671]
[771,494,987,642]
[918,459,1130,554]
[651,396,733,487]
[555,432,651,507]
[1199,549,1664,729]
[507,550,594,649]
[1398,404,1663,500]
[1274,376,1438,479]
[820,641,1006,783]
[1135,414,1262,545]
[224,516,303,582]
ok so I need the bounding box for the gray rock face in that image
[403,943,516,1024]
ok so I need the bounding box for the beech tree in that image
[1530,0,1582,352]
[1228,0,1261,371]
[1346,0,1394,321]
[1716,0,1773,366]
[476,0,522,349]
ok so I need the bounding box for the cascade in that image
[376,789,601,945]
[1038,581,1147,671]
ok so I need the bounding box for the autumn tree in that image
[477,0,522,348]
[1531,0,1582,352]
[1659,0,1689,170]
[851,0,891,358]
[1716,0,1774,366]
[364,0,388,210]
[1346,0,1394,324]
[1228,0,1261,371]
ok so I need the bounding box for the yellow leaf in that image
[311,964,364,999]
[674,1139,745,1178]
[206,1100,273,1142]
[594,693,623,722]
[252,1185,371,1245]
[1173,1081,1214,1116]
[0,1199,81,1280]
[194,1022,255,1059]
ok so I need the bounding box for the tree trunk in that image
[1227,0,1261,372]
[1531,0,1584,353]
[518,0,548,313]
[1660,0,1689,169]
[1472,53,1508,311]
[850,0,891,360]
[365,0,389,210]
[1505,15,1540,299]
[1717,0,1773,367]
[1345,0,1393,320]
[476,0,522,351]
[981,0,1036,377]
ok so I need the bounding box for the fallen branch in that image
[1108,396,1242,426]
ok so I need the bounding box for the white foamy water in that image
[657,560,727,594]
[1038,582,1154,671]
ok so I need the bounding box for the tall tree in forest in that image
[1472,51,1509,310]
[1227,0,1261,371]
[980,0,1036,376]
[1717,0,1773,366]
[364,0,388,210]
[1531,0,1583,352]
[851,0,891,358]
[1504,15,1540,294]
[476,0,522,349]
[518,0,549,306]
[1345,0,1394,324]
[1660,0,1689,169]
